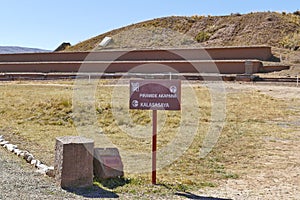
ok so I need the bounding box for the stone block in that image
[54,136,94,188]
[94,148,124,179]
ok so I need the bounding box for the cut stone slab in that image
[54,136,94,189]
[94,148,124,180]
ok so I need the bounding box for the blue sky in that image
[0,0,299,50]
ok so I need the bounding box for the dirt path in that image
[224,82,300,99]
[196,133,300,199]
[194,82,300,199]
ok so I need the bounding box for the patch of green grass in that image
[195,31,211,42]
[199,182,217,187]
[94,177,131,189]
[279,30,300,49]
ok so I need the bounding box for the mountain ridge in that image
[0,46,50,54]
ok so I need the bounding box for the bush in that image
[195,31,211,42]
[231,13,242,16]
[279,32,300,50]
[293,10,300,16]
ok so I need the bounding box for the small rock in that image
[15,149,23,156]
[5,144,17,152]
[0,137,52,178]
[23,152,31,160]
[13,148,21,155]
[25,154,34,163]
[46,171,55,178]
[37,163,48,172]
[46,167,55,178]
[35,160,41,168]
[31,159,37,165]
[0,141,9,146]
[19,151,26,158]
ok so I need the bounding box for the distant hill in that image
[0,46,50,54]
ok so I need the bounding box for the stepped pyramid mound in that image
[65,12,300,52]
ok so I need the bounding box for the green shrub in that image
[279,31,300,49]
[195,31,211,42]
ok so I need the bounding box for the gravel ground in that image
[0,147,229,200]
[193,82,300,200]
[195,135,300,200]
[0,147,127,200]
[0,148,79,200]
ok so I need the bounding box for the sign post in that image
[152,110,157,184]
[129,79,181,184]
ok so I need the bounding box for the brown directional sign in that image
[129,80,181,111]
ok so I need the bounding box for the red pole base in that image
[152,110,157,185]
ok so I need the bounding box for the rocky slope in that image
[66,11,300,76]
[66,12,299,51]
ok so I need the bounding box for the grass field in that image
[0,80,299,195]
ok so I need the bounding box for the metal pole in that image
[152,110,157,185]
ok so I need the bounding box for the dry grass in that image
[0,80,298,195]
[280,31,300,50]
